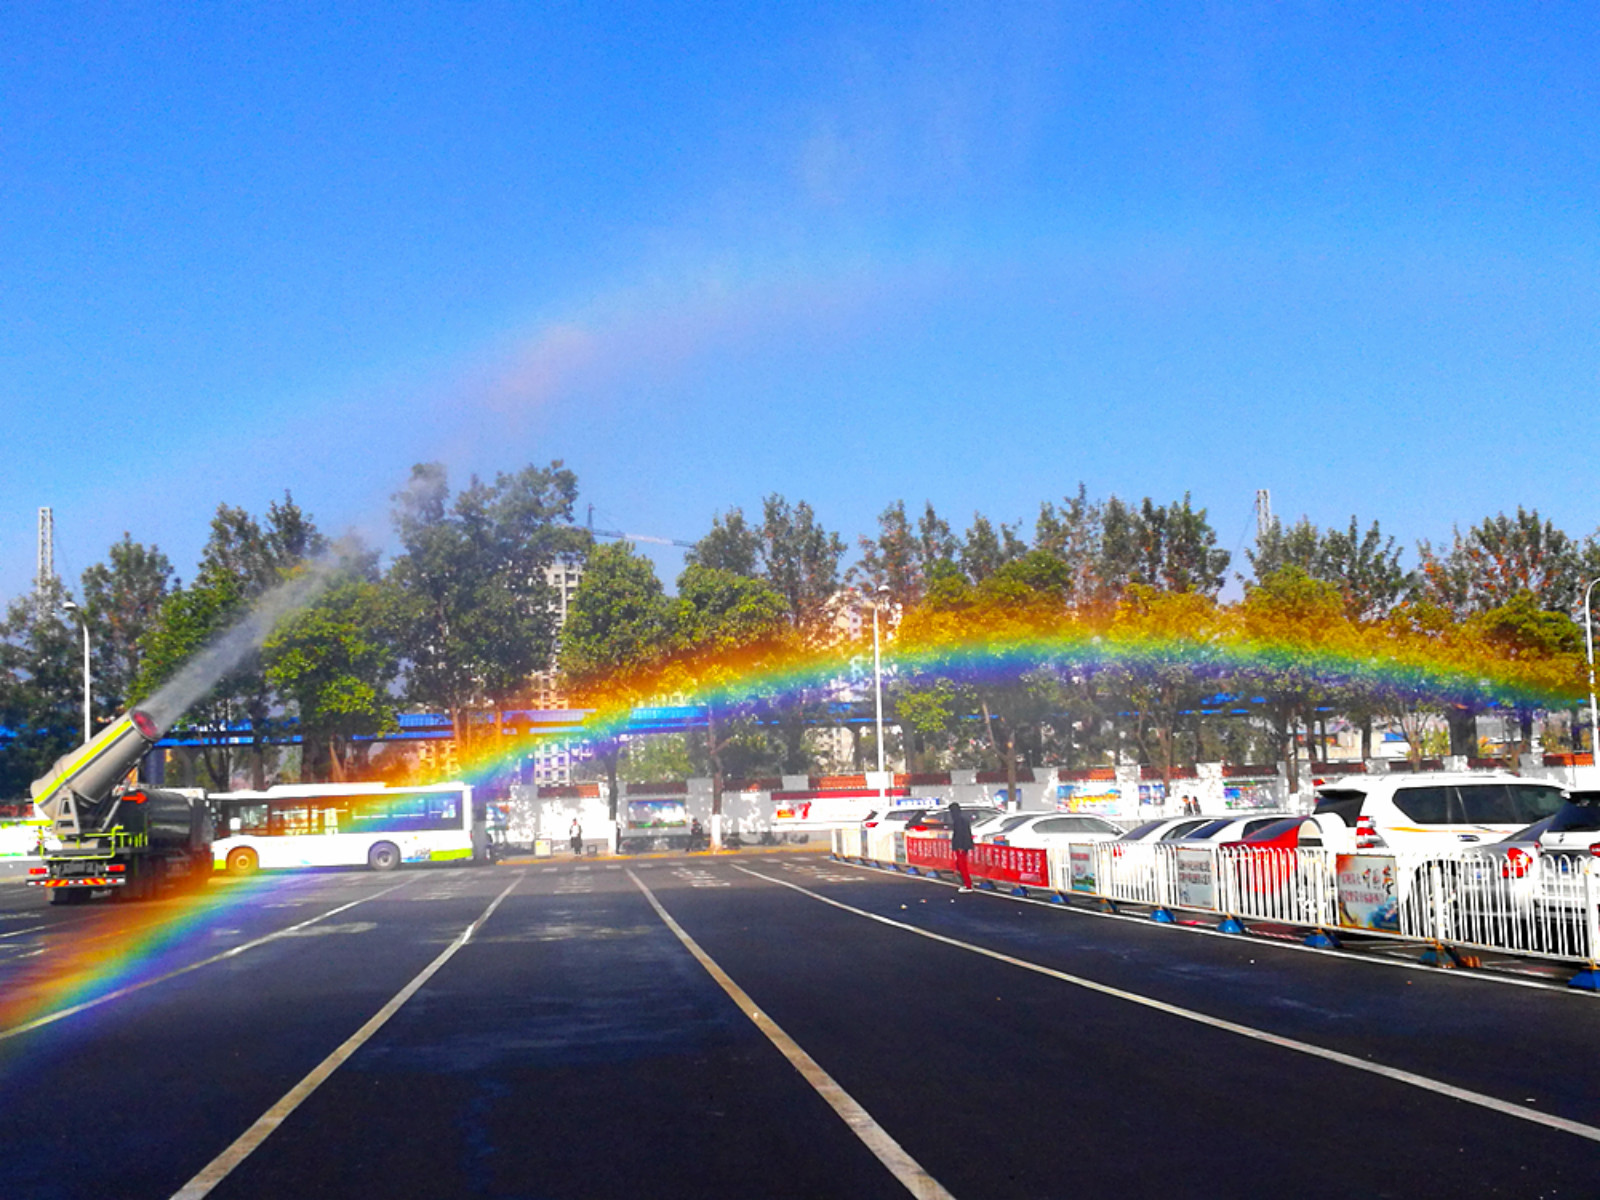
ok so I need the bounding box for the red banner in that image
[905,837,1047,888]
[973,843,1049,888]
[906,835,953,872]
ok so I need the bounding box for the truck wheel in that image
[368,842,400,872]
[226,848,259,877]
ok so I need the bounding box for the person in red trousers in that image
[949,802,975,892]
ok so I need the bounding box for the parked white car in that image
[984,813,1125,849]
[1301,773,1565,854]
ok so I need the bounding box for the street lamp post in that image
[61,600,91,744]
[870,585,890,800]
[1584,579,1600,767]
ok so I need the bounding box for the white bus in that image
[210,782,485,875]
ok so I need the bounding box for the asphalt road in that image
[1,853,1597,1199]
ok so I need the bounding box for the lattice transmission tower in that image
[1254,489,1273,540]
[36,506,56,614]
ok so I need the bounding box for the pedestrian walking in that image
[569,818,583,856]
[949,802,975,893]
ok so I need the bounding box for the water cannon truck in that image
[27,708,212,904]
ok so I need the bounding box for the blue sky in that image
[4,2,1597,597]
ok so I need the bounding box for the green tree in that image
[1417,508,1585,615]
[1250,515,1410,621]
[670,565,789,827]
[1470,590,1584,760]
[959,513,1027,583]
[1234,566,1353,795]
[855,501,921,603]
[1099,494,1230,601]
[1034,484,1104,604]
[0,579,83,797]
[558,542,672,816]
[79,534,174,721]
[264,555,400,783]
[686,509,760,576]
[756,495,846,629]
[390,461,584,755]
[134,494,326,788]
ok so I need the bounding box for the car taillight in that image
[908,824,927,832]
[1591,844,1600,858]
[1355,816,1381,850]
[1501,847,1533,879]
[864,821,879,829]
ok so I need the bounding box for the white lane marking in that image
[171,874,522,1200]
[671,866,731,889]
[0,923,48,941]
[0,879,415,1043]
[627,869,956,1200]
[739,866,1600,1146]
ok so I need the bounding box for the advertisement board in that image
[773,796,877,825]
[1056,782,1121,813]
[1069,844,1097,893]
[1224,782,1276,810]
[1137,781,1167,807]
[1174,848,1216,910]
[625,799,686,831]
[1336,854,1401,931]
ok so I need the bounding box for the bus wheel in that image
[226,848,259,877]
[368,842,400,872]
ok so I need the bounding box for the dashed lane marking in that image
[0,923,48,941]
[171,874,522,1200]
[737,866,1600,1147]
[627,869,956,1200]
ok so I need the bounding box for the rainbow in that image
[443,612,1588,785]
[0,873,299,1064]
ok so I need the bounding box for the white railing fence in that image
[831,833,1600,974]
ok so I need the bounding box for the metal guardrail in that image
[832,831,1600,988]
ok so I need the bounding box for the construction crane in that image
[565,504,695,549]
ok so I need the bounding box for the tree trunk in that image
[1004,728,1017,810]
[603,744,621,823]
[329,738,345,783]
[1446,705,1477,758]
[1278,708,1299,796]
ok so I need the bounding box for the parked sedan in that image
[1439,794,1600,924]
[985,813,1125,849]
[1172,812,1295,845]
[1117,816,1216,843]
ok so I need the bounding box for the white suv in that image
[1299,772,1565,853]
